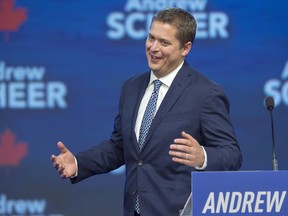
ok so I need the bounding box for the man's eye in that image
[162,41,169,46]
[148,36,155,41]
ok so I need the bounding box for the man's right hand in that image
[50,141,77,178]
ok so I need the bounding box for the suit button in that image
[138,160,143,166]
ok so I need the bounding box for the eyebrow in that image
[148,33,172,44]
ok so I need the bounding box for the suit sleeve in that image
[70,83,126,184]
[200,84,242,171]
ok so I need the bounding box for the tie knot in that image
[153,79,162,91]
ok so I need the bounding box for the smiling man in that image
[51,8,242,216]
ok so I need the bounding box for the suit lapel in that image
[129,73,150,152]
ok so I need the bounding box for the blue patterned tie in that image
[135,79,162,214]
[138,79,162,150]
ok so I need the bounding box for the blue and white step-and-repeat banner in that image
[0,0,287,215]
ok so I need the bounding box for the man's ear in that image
[182,41,192,57]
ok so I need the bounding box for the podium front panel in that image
[192,171,288,215]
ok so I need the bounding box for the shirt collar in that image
[149,61,184,88]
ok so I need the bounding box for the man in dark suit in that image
[51,8,242,216]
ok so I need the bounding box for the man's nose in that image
[150,41,160,51]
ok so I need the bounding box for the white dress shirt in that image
[134,62,183,140]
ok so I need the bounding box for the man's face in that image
[145,21,191,78]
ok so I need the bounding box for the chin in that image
[150,66,160,73]
[148,62,160,71]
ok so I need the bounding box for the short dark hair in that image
[151,8,197,48]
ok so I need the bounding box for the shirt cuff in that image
[195,146,207,170]
[70,156,78,178]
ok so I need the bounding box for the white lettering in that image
[0,62,68,110]
[125,0,142,11]
[125,0,208,12]
[14,200,26,214]
[107,11,229,40]
[9,83,26,108]
[188,0,207,11]
[47,82,67,108]
[13,67,26,80]
[0,194,46,214]
[202,191,287,213]
[267,191,286,212]
[202,192,215,213]
[0,82,67,109]
[0,61,45,81]
[241,191,254,213]
[216,192,229,213]
[28,82,46,108]
[282,81,288,106]
[254,191,266,213]
[195,12,229,39]
[209,12,229,38]
[264,79,288,107]
[229,192,242,213]
[281,61,288,80]
[264,61,288,108]
[107,12,125,40]
[126,12,147,39]
[25,200,46,214]
[0,83,6,108]
[194,12,208,38]
[26,67,45,80]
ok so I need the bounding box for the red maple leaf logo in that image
[0,0,27,41]
[0,129,28,166]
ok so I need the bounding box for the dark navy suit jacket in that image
[71,61,242,216]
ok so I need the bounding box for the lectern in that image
[180,171,288,215]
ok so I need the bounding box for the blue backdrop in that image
[0,0,288,215]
